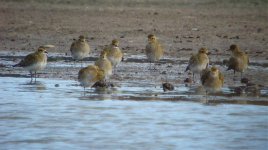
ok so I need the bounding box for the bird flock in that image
[13,34,249,97]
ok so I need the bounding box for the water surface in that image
[0,77,267,150]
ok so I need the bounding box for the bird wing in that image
[19,53,38,67]
[227,57,238,70]
[189,54,198,66]
[185,54,196,72]
[200,68,210,85]
[70,41,76,53]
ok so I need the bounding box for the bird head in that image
[148,34,156,43]
[111,39,119,47]
[210,66,219,77]
[228,44,240,53]
[198,47,209,54]
[100,51,107,59]
[78,35,86,42]
[37,48,48,54]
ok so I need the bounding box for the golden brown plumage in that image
[227,44,249,79]
[145,34,164,62]
[13,46,51,82]
[201,66,224,94]
[185,48,209,81]
[95,51,113,79]
[70,35,90,60]
[78,65,105,90]
[103,39,123,68]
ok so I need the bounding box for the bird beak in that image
[207,52,211,55]
[45,51,48,54]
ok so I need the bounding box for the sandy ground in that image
[0,0,267,99]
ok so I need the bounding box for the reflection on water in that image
[0,77,267,150]
[20,81,47,91]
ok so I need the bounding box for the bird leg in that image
[30,71,33,83]
[205,91,208,104]
[34,71,37,82]
[233,70,236,81]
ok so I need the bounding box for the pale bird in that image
[95,51,113,79]
[201,66,224,96]
[226,44,249,79]
[78,65,105,91]
[185,47,209,82]
[103,39,123,69]
[145,34,164,66]
[13,45,54,82]
[70,35,90,63]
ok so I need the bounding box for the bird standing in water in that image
[103,39,123,73]
[70,35,90,67]
[78,65,105,92]
[95,51,113,80]
[201,66,224,100]
[185,47,210,82]
[145,34,164,70]
[13,45,54,82]
[226,44,249,80]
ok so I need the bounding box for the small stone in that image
[162,82,174,92]
[257,28,262,33]
[184,78,192,83]
[241,78,249,84]
[161,71,167,75]
[55,84,60,87]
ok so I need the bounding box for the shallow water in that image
[0,77,268,150]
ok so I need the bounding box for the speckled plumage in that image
[70,35,90,60]
[227,44,249,78]
[145,34,164,62]
[103,39,123,68]
[95,51,113,79]
[185,48,209,81]
[14,46,51,81]
[201,66,224,93]
[78,65,105,89]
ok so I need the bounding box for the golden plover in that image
[78,65,105,91]
[95,51,113,79]
[13,45,54,82]
[185,47,209,82]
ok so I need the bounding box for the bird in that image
[78,65,105,91]
[145,34,164,69]
[185,47,209,82]
[95,51,113,79]
[103,39,123,71]
[201,66,224,99]
[70,35,90,66]
[226,44,249,80]
[13,45,54,82]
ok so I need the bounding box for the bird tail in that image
[13,60,23,67]
[226,65,232,71]
[13,63,21,67]
[185,65,190,72]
